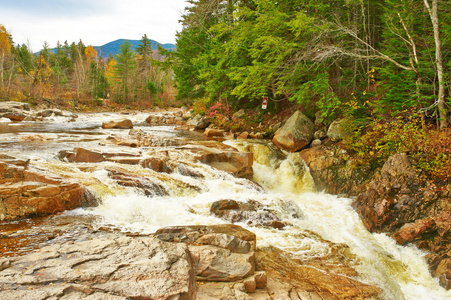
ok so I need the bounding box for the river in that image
[0,112,450,300]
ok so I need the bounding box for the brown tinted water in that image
[0,214,97,258]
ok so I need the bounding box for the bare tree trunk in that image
[397,12,422,95]
[7,58,14,93]
[0,53,4,88]
[424,0,447,129]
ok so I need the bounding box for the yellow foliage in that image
[0,24,12,55]
[106,59,117,78]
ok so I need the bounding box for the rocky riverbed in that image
[0,154,381,299]
[0,101,450,299]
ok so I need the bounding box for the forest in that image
[0,31,174,110]
[166,0,451,128]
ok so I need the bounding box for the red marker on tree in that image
[262,96,268,109]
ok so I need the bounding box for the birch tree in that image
[424,0,448,129]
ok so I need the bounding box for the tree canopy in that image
[171,0,451,125]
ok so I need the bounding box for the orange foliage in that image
[84,45,98,62]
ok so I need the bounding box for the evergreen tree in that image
[137,34,154,101]
[15,44,33,74]
[115,40,136,103]
[137,34,153,69]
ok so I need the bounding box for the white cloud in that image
[0,0,113,17]
[0,0,188,51]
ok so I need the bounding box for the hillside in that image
[94,39,176,58]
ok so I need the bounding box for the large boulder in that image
[299,145,372,196]
[210,199,287,229]
[255,247,382,300]
[272,110,316,152]
[155,224,256,282]
[189,245,255,282]
[187,142,254,179]
[0,110,27,121]
[0,232,196,299]
[352,153,420,233]
[101,119,133,129]
[187,115,211,130]
[59,148,105,163]
[0,160,97,222]
[327,118,349,141]
[155,224,257,253]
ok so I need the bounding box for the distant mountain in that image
[94,39,176,58]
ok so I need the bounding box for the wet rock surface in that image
[0,157,97,222]
[210,199,286,229]
[303,146,451,290]
[351,153,451,289]
[299,145,372,196]
[107,170,169,197]
[0,102,31,121]
[0,217,385,300]
[101,118,133,129]
[188,142,254,179]
[66,134,254,179]
[254,247,382,300]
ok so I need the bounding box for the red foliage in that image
[206,101,231,121]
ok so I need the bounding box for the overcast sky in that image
[0,0,188,52]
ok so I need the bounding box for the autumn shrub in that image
[8,90,27,103]
[192,97,213,116]
[344,111,451,180]
[205,101,232,129]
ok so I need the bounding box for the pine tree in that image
[137,34,154,101]
[115,40,136,103]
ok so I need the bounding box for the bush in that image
[205,101,232,129]
[192,97,213,116]
[344,111,451,180]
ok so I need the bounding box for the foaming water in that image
[226,140,451,300]
[73,155,450,300]
[62,137,451,299]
